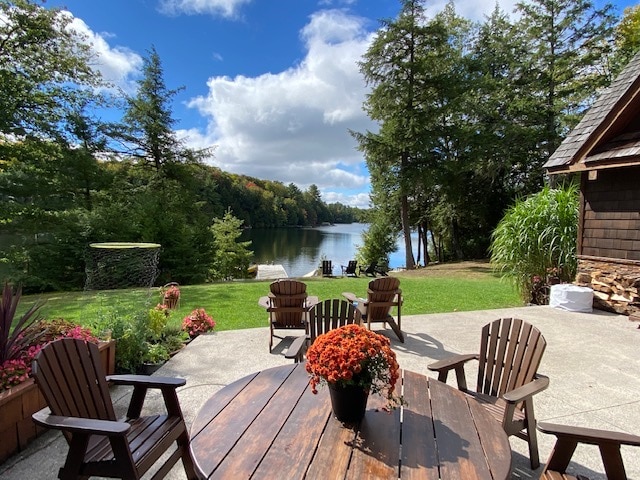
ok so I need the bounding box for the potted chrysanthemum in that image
[305,324,401,423]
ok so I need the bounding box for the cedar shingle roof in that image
[544,52,640,173]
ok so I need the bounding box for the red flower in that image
[181,308,215,337]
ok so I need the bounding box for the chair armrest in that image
[427,353,478,373]
[306,296,320,308]
[285,335,308,362]
[538,422,640,447]
[258,295,270,309]
[342,292,366,304]
[106,375,186,389]
[502,374,549,404]
[32,409,130,436]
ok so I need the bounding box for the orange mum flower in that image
[305,324,401,409]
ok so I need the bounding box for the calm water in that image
[240,223,419,278]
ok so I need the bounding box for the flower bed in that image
[0,339,115,463]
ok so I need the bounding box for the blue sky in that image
[46,0,634,208]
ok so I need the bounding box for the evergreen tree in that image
[210,210,253,281]
[112,46,211,172]
[354,0,440,269]
[515,0,616,160]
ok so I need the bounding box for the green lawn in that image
[20,271,521,332]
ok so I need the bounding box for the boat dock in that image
[255,264,288,280]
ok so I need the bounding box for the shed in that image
[544,52,640,318]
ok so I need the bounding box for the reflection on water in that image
[240,223,418,278]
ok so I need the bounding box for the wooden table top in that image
[190,363,512,479]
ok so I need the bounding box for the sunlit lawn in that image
[20,270,521,332]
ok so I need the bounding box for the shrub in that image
[182,308,215,338]
[490,184,579,301]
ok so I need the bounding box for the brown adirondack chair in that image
[31,338,196,480]
[342,276,404,342]
[285,299,362,363]
[258,279,319,352]
[428,317,548,469]
[538,422,640,480]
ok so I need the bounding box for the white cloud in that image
[323,191,372,209]
[65,14,142,93]
[158,0,251,18]
[425,0,520,21]
[185,9,376,207]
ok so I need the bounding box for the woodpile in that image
[575,270,640,315]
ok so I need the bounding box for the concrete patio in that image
[1,305,639,479]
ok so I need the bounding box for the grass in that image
[19,262,521,332]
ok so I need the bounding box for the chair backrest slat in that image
[308,299,361,343]
[366,277,401,321]
[33,339,116,424]
[268,279,309,328]
[476,318,546,401]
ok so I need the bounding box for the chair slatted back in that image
[345,261,357,275]
[477,318,546,399]
[268,279,309,329]
[321,260,333,276]
[32,338,116,423]
[366,277,401,321]
[308,299,361,342]
[362,262,377,276]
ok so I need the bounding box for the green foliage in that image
[209,210,254,281]
[490,184,579,301]
[357,213,398,267]
[92,306,150,373]
[142,342,170,364]
[353,0,619,265]
[0,0,104,138]
[147,306,169,340]
[611,5,640,75]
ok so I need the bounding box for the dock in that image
[255,264,288,280]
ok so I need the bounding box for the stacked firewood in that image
[575,271,640,315]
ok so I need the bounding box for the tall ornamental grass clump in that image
[490,184,579,301]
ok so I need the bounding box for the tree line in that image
[0,1,363,292]
[353,0,640,269]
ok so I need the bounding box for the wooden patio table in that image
[189,363,512,479]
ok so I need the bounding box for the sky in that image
[45,0,635,208]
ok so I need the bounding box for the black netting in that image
[85,243,160,291]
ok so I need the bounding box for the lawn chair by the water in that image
[342,276,403,342]
[359,261,388,277]
[321,260,333,277]
[258,279,319,351]
[341,260,358,277]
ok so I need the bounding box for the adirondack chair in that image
[31,338,196,480]
[428,317,549,469]
[537,422,640,480]
[359,261,388,277]
[342,276,404,342]
[321,260,333,277]
[285,299,362,363]
[258,279,319,352]
[341,260,358,277]
[359,262,378,277]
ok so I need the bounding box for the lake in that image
[240,223,419,277]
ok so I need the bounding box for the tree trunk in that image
[401,195,416,269]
